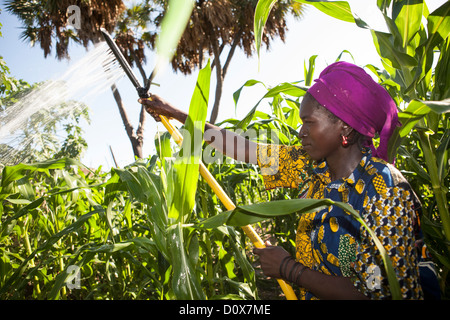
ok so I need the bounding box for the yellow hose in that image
[158,114,298,300]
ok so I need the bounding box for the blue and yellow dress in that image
[256,144,423,299]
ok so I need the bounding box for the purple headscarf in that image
[307,61,400,163]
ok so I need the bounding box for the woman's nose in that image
[298,125,306,139]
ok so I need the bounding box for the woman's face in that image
[299,94,343,161]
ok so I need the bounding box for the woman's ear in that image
[339,121,353,137]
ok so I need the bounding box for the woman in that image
[140,61,424,300]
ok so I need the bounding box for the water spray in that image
[0,42,124,166]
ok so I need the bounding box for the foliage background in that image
[0,0,449,300]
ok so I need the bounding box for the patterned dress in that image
[256,144,423,300]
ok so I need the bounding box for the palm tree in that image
[6,0,305,159]
[5,0,125,59]
[146,0,304,124]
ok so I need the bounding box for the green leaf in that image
[254,0,278,64]
[304,55,318,86]
[399,99,450,136]
[0,209,101,297]
[4,198,31,205]
[2,197,45,226]
[113,168,147,203]
[233,79,266,110]
[48,251,97,300]
[168,62,210,222]
[335,49,355,63]
[168,223,206,299]
[227,227,258,299]
[397,145,431,183]
[392,0,424,49]
[436,130,450,182]
[264,82,307,98]
[406,3,450,96]
[198,198,332,228]
[154,0,195,74]
[155,131,173,172]
[433,37,450,100]
[88,241,134,253]
[427,2,450,45]
[294,0,369,28]
[420,98,450,114]
[370,30,418,69]
[1,158,85,188]
[235,82,307,130]
[388,99,450,162]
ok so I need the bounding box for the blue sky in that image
[0,1,445,169]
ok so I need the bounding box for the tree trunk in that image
[108,51,150,162]
[110,83,143,159]
[131,52,148,158]
[209,30,241,124]
[209,53,223,125]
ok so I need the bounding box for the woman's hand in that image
[253,242,292,279]
[139,94,185,123]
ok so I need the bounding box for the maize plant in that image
[250,0,450,298]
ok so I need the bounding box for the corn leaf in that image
[254,0,278,66]
[234,81,307,130]
[304,54,318,86]
[388,98,450,162]
[427,2,450,46]
[293,0,369,28]
[233,79,266,109]
[392,0,424,49]
[404,4,450,95]
[197,198,331,228]
[165,64,210,300]
[227,227,258,299]
[371,30,418,69]
[154,0,195,75]
[436,130,450,182]
[433,37,450,100]
[1,158,85,188]
[0,209,101,297]
[168,223,206,299]
[168,62,210,222]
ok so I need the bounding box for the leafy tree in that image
[4,0,124,59]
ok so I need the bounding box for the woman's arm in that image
[139,95,257,164]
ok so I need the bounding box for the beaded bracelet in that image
[279,256,293,280]
[295,264,308,285]
[279,256,308,285]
